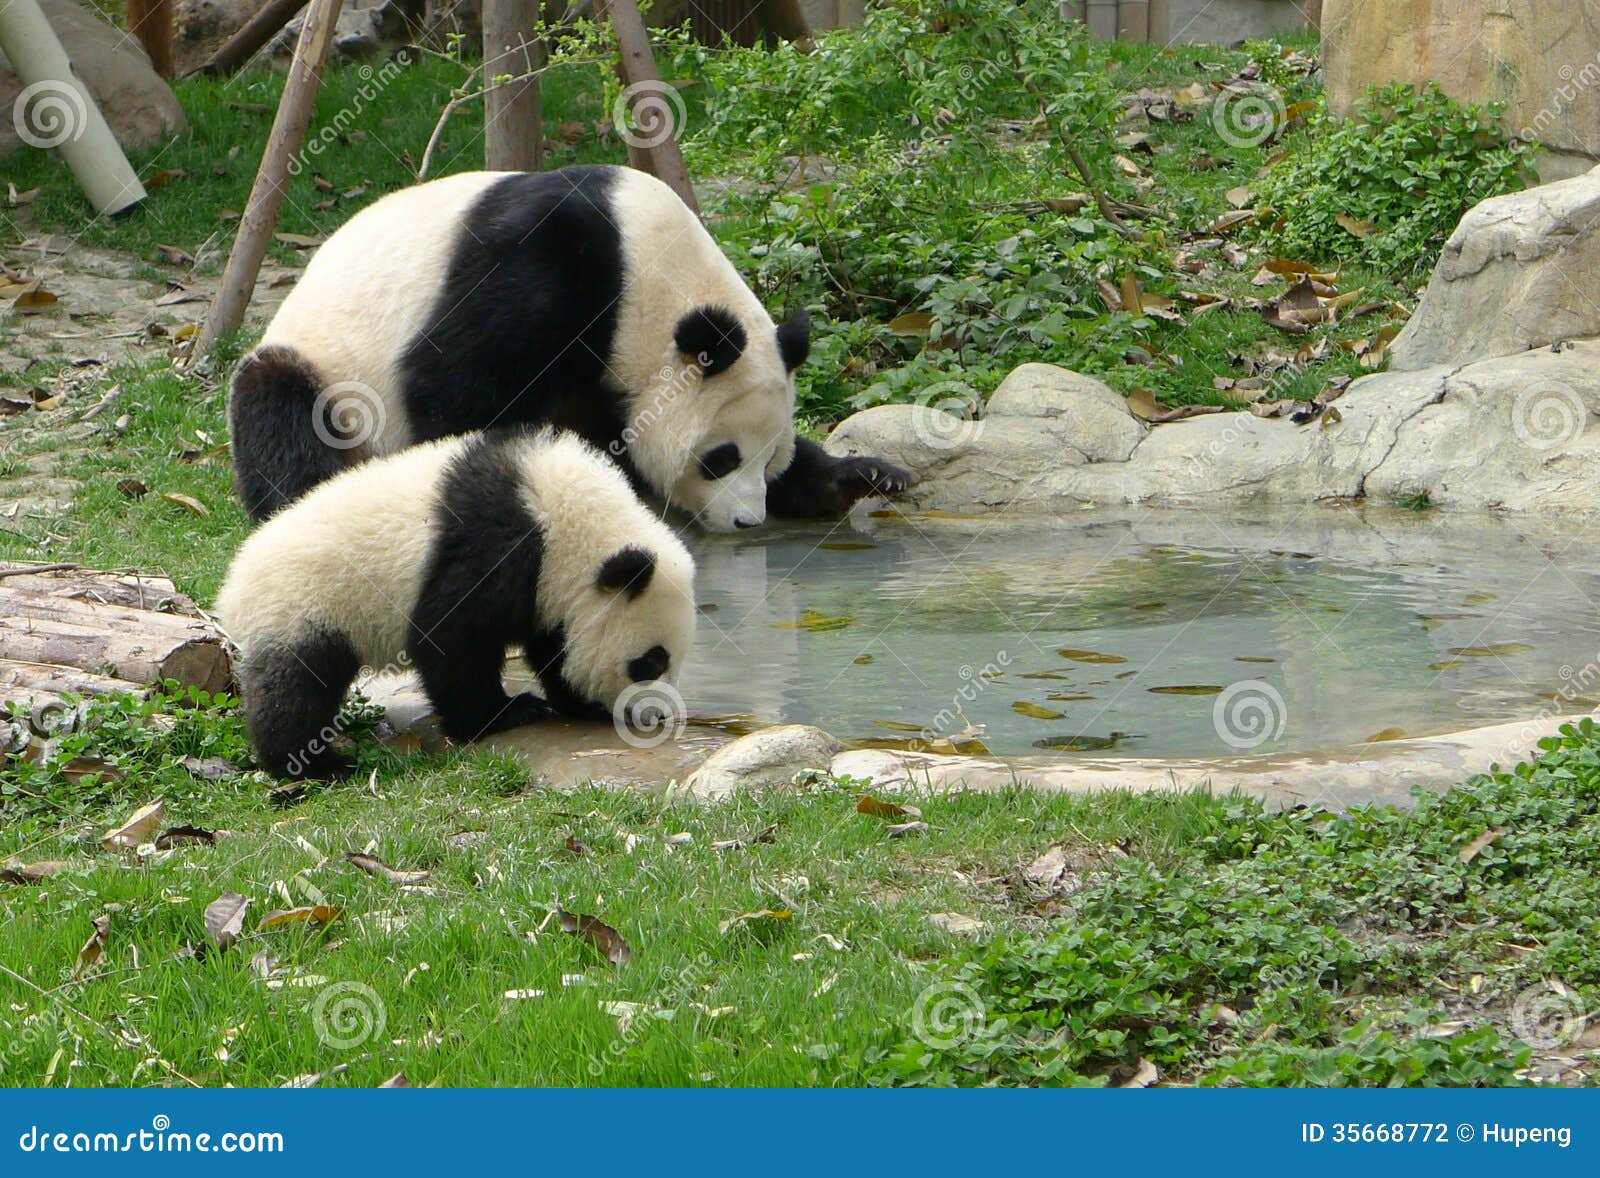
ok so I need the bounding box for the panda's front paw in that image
[842,455,914,497]
[470,693,557,739]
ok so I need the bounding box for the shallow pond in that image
[678,506,1600,758]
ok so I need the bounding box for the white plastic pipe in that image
[0,0,146,215]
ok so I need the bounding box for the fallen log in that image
[0,589,230,694]
[0,566,200,616]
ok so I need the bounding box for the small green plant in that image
[1254,83,1539,276]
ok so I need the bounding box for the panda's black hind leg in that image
[229,345,355,520]
[238,628,361,779]
[766,435,914,520]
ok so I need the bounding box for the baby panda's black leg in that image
[407,622,554,742]
[238,628,360,779]
[766,435,913,520]
[228,346,356,521]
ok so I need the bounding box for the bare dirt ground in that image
[1,230,298,522]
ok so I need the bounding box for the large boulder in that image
[680,724,841,803]
[1323,1,1600,179]
[1,0,185,155]
[1390,166,1600,371]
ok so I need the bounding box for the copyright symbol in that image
[1456,1123,1474,1141]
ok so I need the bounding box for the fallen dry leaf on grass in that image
[557,909,631,967]
[886,821,929,839]
[73,914,110,978]
[101,799,163,850]
[1458,827,1505,864]
[160,492,210,516]
[259,905,343,931]
[344,852,430,886]
[156,825,221,850]
[0,860,71,885]
[857,796,921,820]
[204,892,249,949]
[710,823,778,851]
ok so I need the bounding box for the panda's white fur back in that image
[216,436,461,660]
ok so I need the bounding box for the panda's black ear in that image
[675,306,747,377]
[596,546,656,600]
[776,310,811,372]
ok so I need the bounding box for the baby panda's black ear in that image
[675,306,747,377]
[596,546,656,600]
[776,309,811,372]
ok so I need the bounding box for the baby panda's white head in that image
[624,306,810,534]
[524,430,697,722]
[555,541,696,723]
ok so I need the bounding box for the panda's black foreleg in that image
[239,628,361,780]
[409,623,554,743]
[766,435,913,520]
[228,345,357,520]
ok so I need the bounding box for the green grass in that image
[2,693,1596,1087]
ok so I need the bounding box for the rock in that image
[985,363,1144,462]
[827,364,1146,508]
[1,0,186,156]
[272,0,410,63]
[1366,340,1600,512]
[1323,0,1600,178]
[681,724,842,802]
[824,343,1600,518]
[828,748,912,791]
[1390,166,1600,371]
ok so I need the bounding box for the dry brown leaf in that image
[0,860,71,885]
[101,799,163,850]
[155,244,195,266]
[345,852,430,886]
[160,492,210,516]
[1458,827,1505,865]
[73,914,110,977]
[61,755,123,784]
[1208,210,1254,234]
[378,1072,411,1088]
[156,825,221,850]
[856,795,921,820]
[1225,185,1253,209]
[179,755,239,780]
[1335,214,1376,239]
[204,892,249,949]
[887,311,934,337]
[710,823,778,851]
[259,905,343,931]
[273,233,324,248]
[886,821,930,839]
[557,908,631,967]
[927,912,987,936]
[1114,1057,1160,1088]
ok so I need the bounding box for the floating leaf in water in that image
[1032,732,1139,752]
[1418,613,1478,631]
[1235,656,1276,664]
[774,609,853,633]
[875,720,925,732]
[1461,592,1496,607]
[1057,648,1127,665]
[1011,702,1064,720]
[690,712,763,736]
[1365,727,1407,742]
[818,542,876,551]
[1046,693,1095,702]
[853,655,873,665]
[1428,659,1464,671]
[1449,644,1533,657]
[1132,601,1165,611]
[1147,685,1224,696]
[1019,671,1071,680]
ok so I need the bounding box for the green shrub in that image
[1254,83,1539,276]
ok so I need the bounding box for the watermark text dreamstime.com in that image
[17,1116,283,1155]
[287,53,412,177]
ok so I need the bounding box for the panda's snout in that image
[734,516,761,530]
[627,644,671,683]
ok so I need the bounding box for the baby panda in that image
[215,428,695,779]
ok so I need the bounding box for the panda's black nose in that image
[628,645,670,683]
[734,517,759,529]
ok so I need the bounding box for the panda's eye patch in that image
[698,443,741,480]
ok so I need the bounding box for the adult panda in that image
[230,164,909,531]
[216,427,696,779]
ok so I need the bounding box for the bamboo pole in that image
[195,0,344,360]
[0,0,146,215]
[482,0,543,172]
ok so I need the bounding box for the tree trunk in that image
[602,0,698,214]
[0,590,231,694]
[482,0,543,172]
[127,0,175,77]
